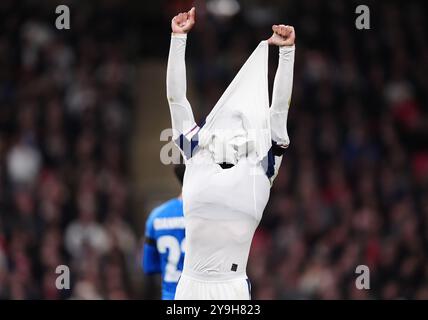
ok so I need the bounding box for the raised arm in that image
[268,25,296,148]
[167,7,198,140]
[267,25,296,183]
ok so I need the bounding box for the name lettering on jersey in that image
[154,217,185,230]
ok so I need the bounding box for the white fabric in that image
[198,41,271,164]
[166,34,295,166]
[166,33,199,140]
[175,273,250,300]
[166,34,295,297]
[181,151,270,283]
[270,45,295,147]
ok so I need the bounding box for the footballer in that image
[166,7,295,299]
[142,164,186,300]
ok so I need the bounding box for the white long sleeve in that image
[166,34,198,140]
[270,45,295,147]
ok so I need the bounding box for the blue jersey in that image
[142,198,185,300]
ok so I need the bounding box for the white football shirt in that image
[166,33,295,281]
[181,149,270,280]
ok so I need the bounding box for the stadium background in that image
[0,0,427,299]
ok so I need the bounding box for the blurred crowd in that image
[1,0,428,300]
[0,1,140,299]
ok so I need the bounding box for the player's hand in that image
[171,7,196,34]
[268,25,295,47]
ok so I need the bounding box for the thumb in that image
[188,7,196,23]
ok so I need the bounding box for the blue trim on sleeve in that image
[262,140,287,179]
[266,149,275,179]
[174,132,199,159]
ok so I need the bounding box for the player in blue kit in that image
[142,164,186,300]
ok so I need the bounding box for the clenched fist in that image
[268,25,295,47]
[171,7,196,34]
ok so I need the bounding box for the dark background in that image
[0,0,427,299]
